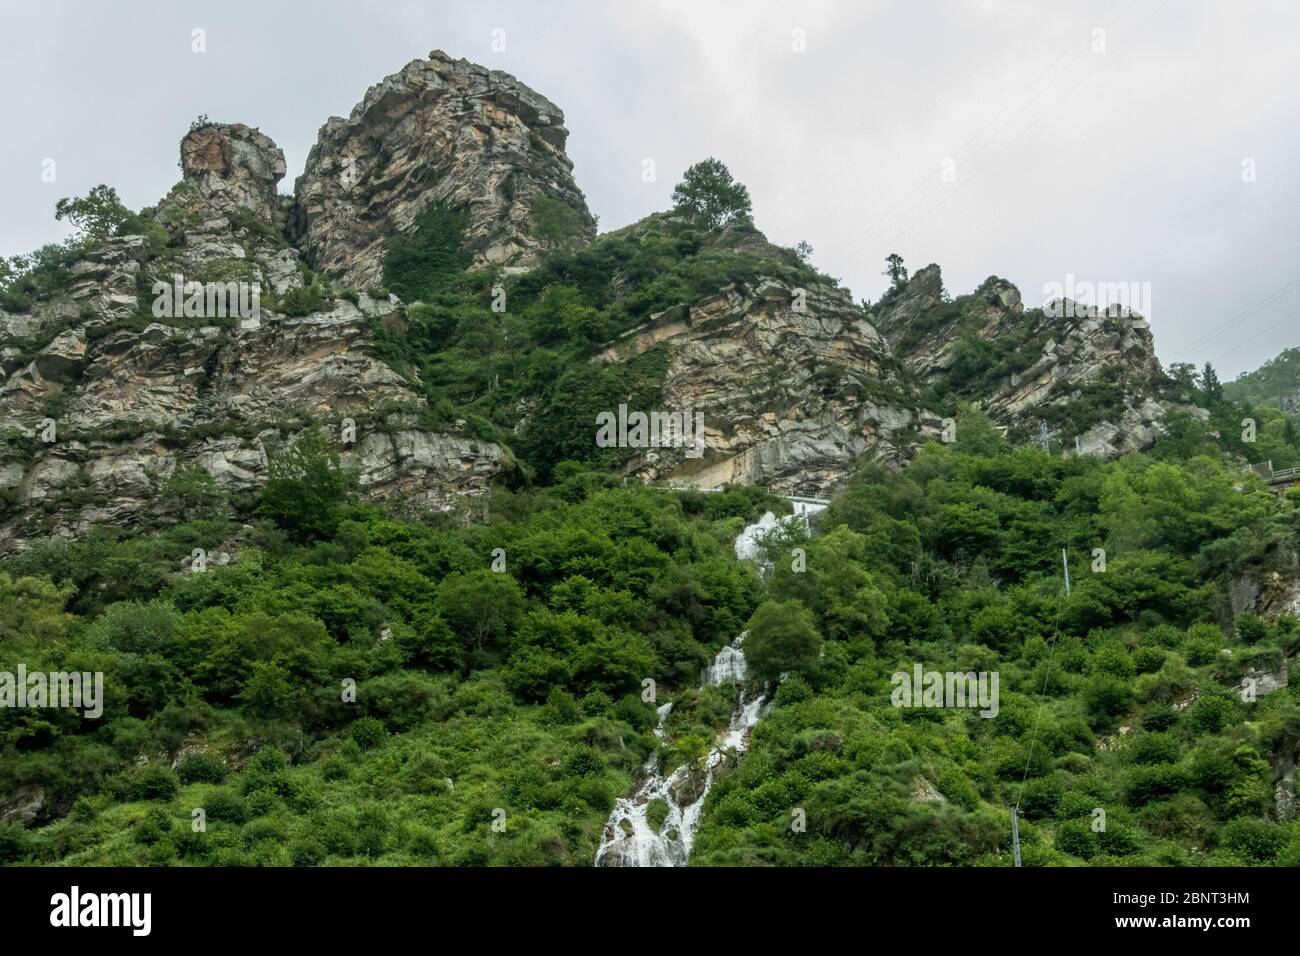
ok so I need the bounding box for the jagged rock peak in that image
[293,49,597,289]
[871,263,944,344]
[180,122,286,221]
[866,260,1192,459]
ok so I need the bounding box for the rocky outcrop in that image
[873,265,1198,457]
[292,50,595,288]
[0,51,1222,550]
[593,228,938,497]
[1229,550,1300,620]
[180,122,287,224]
[0,121,504,552]
[0,784,45,827]
[0,294,504,550]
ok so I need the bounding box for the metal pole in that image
[1011,806,1022,867]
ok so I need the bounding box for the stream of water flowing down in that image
[594,501,825,867]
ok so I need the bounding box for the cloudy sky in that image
[3,0,1297,378]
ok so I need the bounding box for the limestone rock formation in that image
[292,50,596,289]
[0,120,504,552]
[593,226,939,497]
[0,51,1212,552]
[873,264,1200,457]
[180,122,288,224]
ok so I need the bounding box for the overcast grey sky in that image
[2,0,1297,378]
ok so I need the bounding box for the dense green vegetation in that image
[3,412,1298,866]
[529,196,588,244]
[382,203,473,303]
[1166,361,1300,470]
[0,461,783,865]
[690,420,1300,866]
[1224,347,1300,409]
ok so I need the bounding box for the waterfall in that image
[594,633,767,867]
[595,501,824,866]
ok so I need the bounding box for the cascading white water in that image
[594,634,767,867]
[733,511,782,562]
[734,500,826,563]
[595,502,825,867]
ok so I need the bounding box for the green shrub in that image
[1233,614,1268,644]
[646,798,669,832]
[0,823,27,863]
[1184,623,1223,665]
[1187,695,1238,735]
[349,717,387,751]
[260,430,355,541]
[120,763,181,802]
[382,202,471,302]
[272,280,327,317]
[530,196,586,243]
[1054,818,1097,859]
[744,600,822,684]
[177,752,227,784]
[1219,818,1285,862]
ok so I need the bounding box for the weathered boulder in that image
[180,122,287,222]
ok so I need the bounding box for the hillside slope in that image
[2,50,1300,870]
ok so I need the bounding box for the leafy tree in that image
[884,253,908,289]
[1201,362,1223,403]
[0,573,74,643]
[54,185,137,243]
[1165,361,1200,396]
[743,600,822,684]
[435,569,526,658]
[260,430,354,541]
[671,158,753,230]
[160,464,228,521]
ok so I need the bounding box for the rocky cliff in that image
[593,223,939,496]
[0,118,505,552]
[872,264,1201,457]
[292,50,596,288]
[0,50,1197,550]
[587,233,1191,497]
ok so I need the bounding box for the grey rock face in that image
[292,50,596,288]
[874,265,1192,458]
[0,784,45,827]
[594,232,934,496]
[180,122,287,222]
[0,52,1211,552]
[0,121,503,552]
